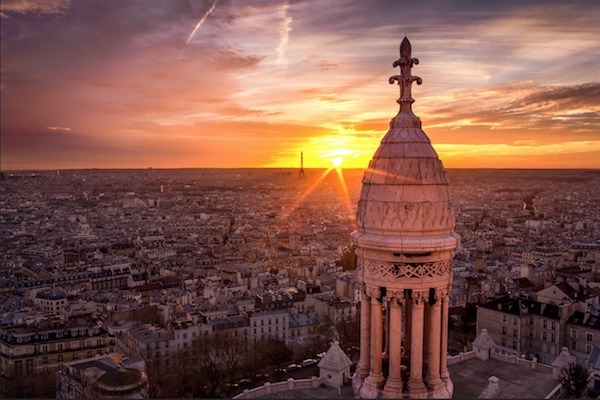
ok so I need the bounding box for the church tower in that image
[351,38,460,399]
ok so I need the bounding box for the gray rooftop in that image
[449,357,559,399]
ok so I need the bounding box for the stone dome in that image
[352,37,458,255]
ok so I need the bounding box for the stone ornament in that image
[361,258,452,280]
[410,290,429,306]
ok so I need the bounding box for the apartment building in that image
[0,317,110,397]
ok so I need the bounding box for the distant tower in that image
[299,151,306,178]
[351,37,459,399]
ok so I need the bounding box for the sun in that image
[331,156,344,168]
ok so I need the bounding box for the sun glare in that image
[331,156,344,168]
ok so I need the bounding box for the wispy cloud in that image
[186,0,220,45]
[275,1,292,67]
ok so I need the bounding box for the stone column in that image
[440,286,450,381]
[383,298,390,359]
[408,290,427,396]
[404,290,411,358]
[359,283,372,378]
[384,291,404,393]
[426,288,443,389]
[365,286,385,387]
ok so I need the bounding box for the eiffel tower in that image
[298,151,306,178]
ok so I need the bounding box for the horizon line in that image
[3,167,600,173]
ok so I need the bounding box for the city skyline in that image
[1,0,599,171]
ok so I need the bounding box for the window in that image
[501,338,507,346]
[551,321,556,331]
[42,356,48,364]
[26,359,33,375]
[42,345,48,353]
[551,334,556,342]
[502,314,507,323]
[58,344,63,351]
[513,329,518,337]
[502,327,507,335]
[571,341,577,350]
[586,344,593,354]
[513,317,518,325]
[543,319,547,329]
[529,317,534,325]
[587,333,593,342]
[15,360,23,375]
[543,332,547,341]
[571,329,578,339]
[58,354,64,361]
[512,341,517,349]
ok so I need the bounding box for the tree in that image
[335,316,360,353]
[559,362,591,398]
[252,339,293,374]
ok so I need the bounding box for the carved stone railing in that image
[232,376,323,399]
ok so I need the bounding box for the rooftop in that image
[449,357,558,398]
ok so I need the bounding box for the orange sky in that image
[1,0,599,170]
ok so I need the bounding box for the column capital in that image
[431,287,444,303]
[410,289,428,306]
[361,282,368,295]
[385,289,404,304]
[365,285,381,300]
[439,286,450,299]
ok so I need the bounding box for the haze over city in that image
[1,0,599,170]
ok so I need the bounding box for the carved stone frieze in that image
[361,258,451,280]
[357,200,454,234]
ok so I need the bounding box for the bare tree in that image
[559,362,591,398]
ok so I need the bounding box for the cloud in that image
[47,126,71,131]
[275,1,292,67]
[423,82,600,134]
[1,0,71,18]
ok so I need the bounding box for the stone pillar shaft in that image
[440,287,450,380]
[384,295,403,391]
[405,294,411,358]
[426,289,443,388]
[384,298,390,359]
[359,285,371,378]
[408,290,427,394]
[366,288,384,386]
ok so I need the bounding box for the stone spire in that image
[389,37,423,128]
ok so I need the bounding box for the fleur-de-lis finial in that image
[388,37,423,124]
